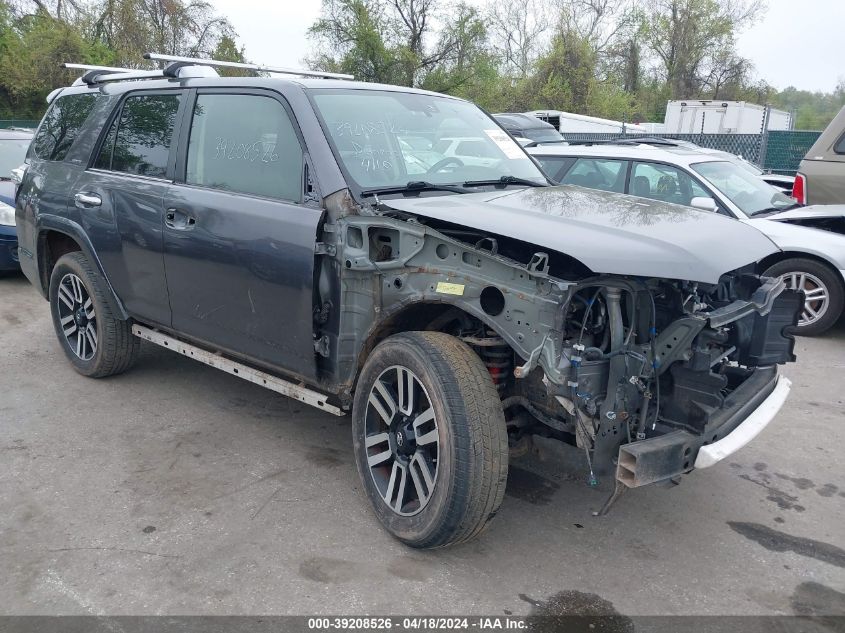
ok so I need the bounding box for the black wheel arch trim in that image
[36,215,129,320]
[758,250,845,286]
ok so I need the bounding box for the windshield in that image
[691,160,796,216]
[730,155,763,176]
[0,137,31,177]
[310,89,546,191]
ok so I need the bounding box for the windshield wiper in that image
[360,181,469,197]
[462,175,547,188]
[750,203,801,216]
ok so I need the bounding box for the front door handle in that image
[165,208,196,230]
[74,192,102,208]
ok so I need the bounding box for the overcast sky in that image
[212,0,844,94]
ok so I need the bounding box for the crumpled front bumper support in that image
[614,367,789,488]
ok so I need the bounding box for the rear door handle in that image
[74,192,102,208]
[165,208,196,230]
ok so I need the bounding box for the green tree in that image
[0,11,110,117]
[308,0,401,83]
[641,0,761,99]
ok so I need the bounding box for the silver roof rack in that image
[144,53,354,81]
[64,62,217,86]
[64,55,353,87]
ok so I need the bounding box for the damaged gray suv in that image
[15,55,801,548]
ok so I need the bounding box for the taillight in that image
[792,173,806,205]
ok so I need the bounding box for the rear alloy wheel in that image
[763,258,844,336]
[352,332,508,548]
[56,273,98,361]
[49,252,139,377]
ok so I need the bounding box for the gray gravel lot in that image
[1,271,843,617]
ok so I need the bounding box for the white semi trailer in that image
[663,100,792,134]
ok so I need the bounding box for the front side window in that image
[691,160,797,216]
[310,89,546,190]
[630,161,709,207]
[95,93,181,178]
[32,93,98,162]
[561,158,627,193]
[186,94,303,202]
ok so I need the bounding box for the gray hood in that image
[384,185,780,284]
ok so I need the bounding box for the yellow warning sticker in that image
[435,281,465,296]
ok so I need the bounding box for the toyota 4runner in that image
[14,55,801,548]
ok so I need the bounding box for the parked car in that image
[794,105,845,205]
[17,56,799,548]
[493,113,567,146]
[0,128,34,271]
[529,142,845,335]
[573,136,795,192]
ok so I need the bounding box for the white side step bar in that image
[132,325,344,416]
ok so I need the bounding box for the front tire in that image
[49,252,139,377]
[763,258,844,336]
[352,332,508,548]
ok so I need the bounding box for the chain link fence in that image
[0,119,39,129]
[562,129,822,176]
[762,130,822,175]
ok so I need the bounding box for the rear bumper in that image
[0,224,19,271]
[694,375,791,468]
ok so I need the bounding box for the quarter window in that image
[835,132,845,155]
[31,93,98,161]
[534,156,576,182]
[186,94,303,202]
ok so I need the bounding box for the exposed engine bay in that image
[412,225,801,483]
[317,191,802,491]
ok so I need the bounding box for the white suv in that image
[529,142,845,335]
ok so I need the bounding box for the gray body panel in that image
[385,185,779,284]
[73,170,173,325]
[799,105,845,205]
[163,184,322,381]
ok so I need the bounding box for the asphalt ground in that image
[1,271,843,618]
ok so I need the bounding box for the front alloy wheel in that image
[364,366,439,516]
[780,271,830,328]
[763,257,844,336]
[352,332,508,548]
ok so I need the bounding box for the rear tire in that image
[763,258,844,336]
[49,252,139,377]
[352,332,508,548]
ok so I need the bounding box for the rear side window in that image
[561,158,627,193]
[95,93,181,178]
[835,133,845,155]
[185,94,303,202]
[31,93,97,161]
